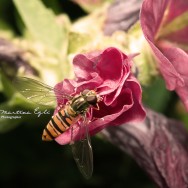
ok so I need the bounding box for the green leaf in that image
[0,71,15,99]
[72,0,113,13]
[68,32,92,53]
[143,77,172,112]
[41,0,61,14]
[13,0,66,52]
[0,19,14,38]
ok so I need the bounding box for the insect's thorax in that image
[67,89,99,116]
[70,95,90,115]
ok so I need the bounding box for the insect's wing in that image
[13,77,69,107]
[70,117,93,179]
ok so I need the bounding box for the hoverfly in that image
[14,77,101,179]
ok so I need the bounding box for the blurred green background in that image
[0,0,187,188]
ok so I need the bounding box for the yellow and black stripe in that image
[42,106,80,141]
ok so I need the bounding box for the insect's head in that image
[82,89,101,109]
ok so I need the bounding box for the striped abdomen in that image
[42,106,80,141]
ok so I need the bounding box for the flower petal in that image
[159,47,188,111]
[140,0,185,90]
[112,77,146,124]
[55,128,72,145]
[73,54,96,80]
[54,79,76,107]
[54,47,145,144]
[97,47,124,89]
[166,28,188,44]
[104,66,130,105]
[55,88,134,145]
[140,0,169,39]
[161,0,188,44]
[165,0,188,24]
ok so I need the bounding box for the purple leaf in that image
[104,0,143,35]
[102,108,188,188]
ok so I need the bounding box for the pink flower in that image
[54,47,146,145]
[140,0,188,111]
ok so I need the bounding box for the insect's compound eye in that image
[82,89,90,96]
[86,95,97,105]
